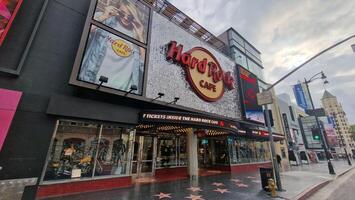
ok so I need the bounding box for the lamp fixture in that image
[167,97,180,104]
[97,76,108,90]
[151,92,165,101]
[124,85,138,96]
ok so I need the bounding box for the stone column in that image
[187,129,198,178]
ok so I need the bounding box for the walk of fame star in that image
[153,192,172,199]
[235,183,249,188]
[214,188,231,194]
[185,194,205,200]
[187,186,202,192]
[211,182,224,187]
[230,178,242,183]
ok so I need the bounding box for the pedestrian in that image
[276,154,282,169]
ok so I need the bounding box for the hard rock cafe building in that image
[0,0,283,198]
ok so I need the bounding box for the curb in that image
[293,166,355,200]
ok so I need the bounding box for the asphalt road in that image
[308,167,355,200]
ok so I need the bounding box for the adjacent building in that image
[321,90,355,156]
[277,94,309,165]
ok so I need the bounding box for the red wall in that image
[37,176,132,199]
[155,167,188,181]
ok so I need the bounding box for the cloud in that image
[167,0,355,124]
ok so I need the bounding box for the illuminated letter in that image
[197,58,207,74]
[166,41,183,62]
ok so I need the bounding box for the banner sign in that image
[140,111,238,131]
[0,0,23,46]
[293,83,308,110]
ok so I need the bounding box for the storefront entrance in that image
[131,135,156,178]
[198,138,229,169]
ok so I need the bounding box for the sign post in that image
[257,90,273,106]
[258,90,282,191]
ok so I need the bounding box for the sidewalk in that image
[40,160,354,200]
[278,160,355,200]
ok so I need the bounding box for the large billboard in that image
[145,12,241,119]
[319,116,338,148]
[237,65,264,124]
[299,116,322,149]
[0,0,22,46]
[0,88,22,151]
[71,0,150,95]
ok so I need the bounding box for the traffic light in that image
[311,128,321,140]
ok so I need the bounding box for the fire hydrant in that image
[267,178,277,197]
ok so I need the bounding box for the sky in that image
[168,0,355,124]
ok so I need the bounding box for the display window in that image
[42,120,134,182]
[93,0,150,44]
[156,134,186,168]
[78,25,146,95]
[229,137,270,164]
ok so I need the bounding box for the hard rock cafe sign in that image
[166,41,235,102]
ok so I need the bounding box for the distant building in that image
[321,90,355,155]
[277,93,308,165]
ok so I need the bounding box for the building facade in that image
[277,94,309,165]
[0,0,284,198]
[321,90,355,156]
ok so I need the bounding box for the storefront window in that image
[43,120,134,182]
[229,137,270,164]
[156,134,186,168]
[94,125,133,177]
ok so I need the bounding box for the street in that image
[308,166,355,200]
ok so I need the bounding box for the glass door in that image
[131,135,155,177]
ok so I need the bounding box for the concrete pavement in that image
[307,165,355,200]
[35,160,355,200]
[278,160,354,200]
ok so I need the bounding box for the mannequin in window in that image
[160,141,169,167]
[113,139,126,165]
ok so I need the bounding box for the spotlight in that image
[167,97,180,104]
[97,76,108,90]
[151,92,165,101]
[125,85,138,96]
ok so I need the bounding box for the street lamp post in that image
[260,34,355,184]
[332,112,352,166]
[304,71,335,174]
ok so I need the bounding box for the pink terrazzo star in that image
[187,186,202,192]
[235,183,249,188]
[212,182,224,187]
[214,188,231,194]
[185,194,205,200]
[230,178,242,183]
[153,192,172,199]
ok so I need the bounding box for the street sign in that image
[257,91,273,105]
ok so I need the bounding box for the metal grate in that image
[141,0,226,51]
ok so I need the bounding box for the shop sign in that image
[140,112,237,131]
[166,41,235,102]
